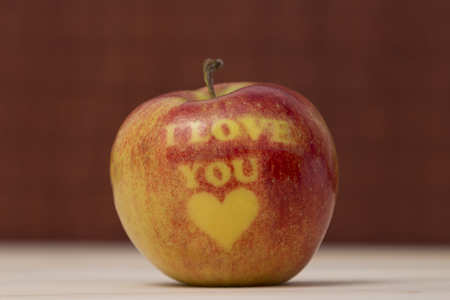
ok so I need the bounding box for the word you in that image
[178,158,258,188]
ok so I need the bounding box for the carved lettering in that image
[179,158,260,188]
[237,116,266,141]
[165,115,295,146]
[178,163,202,189]
[165,124,177,146]
[205,161,232,187]
[231,158,258,183]
[269,119,292,144]
[189,121,211,143]
[211,119,240,141]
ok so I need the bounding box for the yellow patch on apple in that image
[188,188,259,251]
[165,115,295,146]
[178,157,259,188]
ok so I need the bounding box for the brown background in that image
[1,0,449,243]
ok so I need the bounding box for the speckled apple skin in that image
[110,83,338,286]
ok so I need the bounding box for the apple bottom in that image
[116,159,334,286]
[158,235,320,287]
[126,197,330,287]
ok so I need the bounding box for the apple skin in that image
[110,82,338,286]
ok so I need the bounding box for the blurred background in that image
[1,0,449,244]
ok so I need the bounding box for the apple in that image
[110,59,338,286]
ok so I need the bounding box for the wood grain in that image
[1,242,449,298]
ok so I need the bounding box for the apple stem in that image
[203,58,224,98]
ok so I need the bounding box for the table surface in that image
[1,242,449,299]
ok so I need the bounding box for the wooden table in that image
[1,242,449,299]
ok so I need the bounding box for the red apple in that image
[110,59,338,286]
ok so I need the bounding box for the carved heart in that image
[188,188,259,251]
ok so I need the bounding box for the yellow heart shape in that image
[188,188,259,251]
